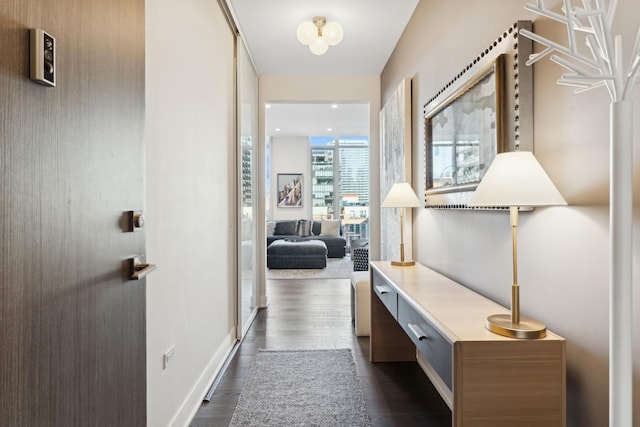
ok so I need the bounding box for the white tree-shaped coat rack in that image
[520,1,639,425]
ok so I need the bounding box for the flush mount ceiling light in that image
[296,16,343,55]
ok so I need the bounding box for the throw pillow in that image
[274,220,297,235]
[320,219,341,236]
[311,220,322,236]
[352,247,369,272]
[297,219,311,237]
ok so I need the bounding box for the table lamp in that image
[467,151,566,339]
[382,182,422,266]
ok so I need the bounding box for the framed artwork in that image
[277,173,303,207]
[380,78,412,261]
[423,21,533,208]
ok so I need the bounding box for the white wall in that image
[270,136,311,220]
[382,1,640,426]
[145,0,237,425]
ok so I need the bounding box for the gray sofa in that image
[266,219,346,258]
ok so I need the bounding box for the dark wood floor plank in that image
[190,278,452,427]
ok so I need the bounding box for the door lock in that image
[126,210,145,232]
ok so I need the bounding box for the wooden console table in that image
[370,261,566,427]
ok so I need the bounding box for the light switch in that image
[30,29,56,87]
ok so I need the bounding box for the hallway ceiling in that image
[265,102,370,138]
[228,0,419,138]
[227,0,419,75]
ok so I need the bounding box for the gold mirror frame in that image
[423,21,533,209]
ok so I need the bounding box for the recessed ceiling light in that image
[331,104,339,109]
[265,104,271,109]
[275,128,281,132]
[327,128,333,132]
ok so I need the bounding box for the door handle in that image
[128,256,157,280]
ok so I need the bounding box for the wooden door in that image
[0,0,146,425]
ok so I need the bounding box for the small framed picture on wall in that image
[277,173,303,207]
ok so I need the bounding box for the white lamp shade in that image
[467,151,567,207]
[309,37,329,55]
[382,182,422,208]
[323,21,343,46]
[296,21,317,45]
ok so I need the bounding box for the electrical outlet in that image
[163,346,175,369]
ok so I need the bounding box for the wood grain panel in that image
[370,271,416,362]
[455,341,566,427]
[1,0,146,425]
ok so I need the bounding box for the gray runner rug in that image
[229,349,371,427]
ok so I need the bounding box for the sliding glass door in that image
[237,40,258,337]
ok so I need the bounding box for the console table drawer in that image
[372,270,398,319]
[397,297,453,390]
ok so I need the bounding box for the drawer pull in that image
[408,323,428,341]
[375,285,390,295]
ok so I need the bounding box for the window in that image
[311,136,369,242]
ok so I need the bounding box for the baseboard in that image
[170,327,237,427]
[258,294,268,308]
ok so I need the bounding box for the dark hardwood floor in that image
[190,278,451,427]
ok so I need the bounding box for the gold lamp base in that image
[486,314,547,339]
[391,260,415,266]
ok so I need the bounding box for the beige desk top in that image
[370,261,564,343]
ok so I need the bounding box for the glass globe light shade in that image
[309,37,329,55]
[323,21,343,46]
[296,21,317,45]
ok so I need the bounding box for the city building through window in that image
[311,135,369,242]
